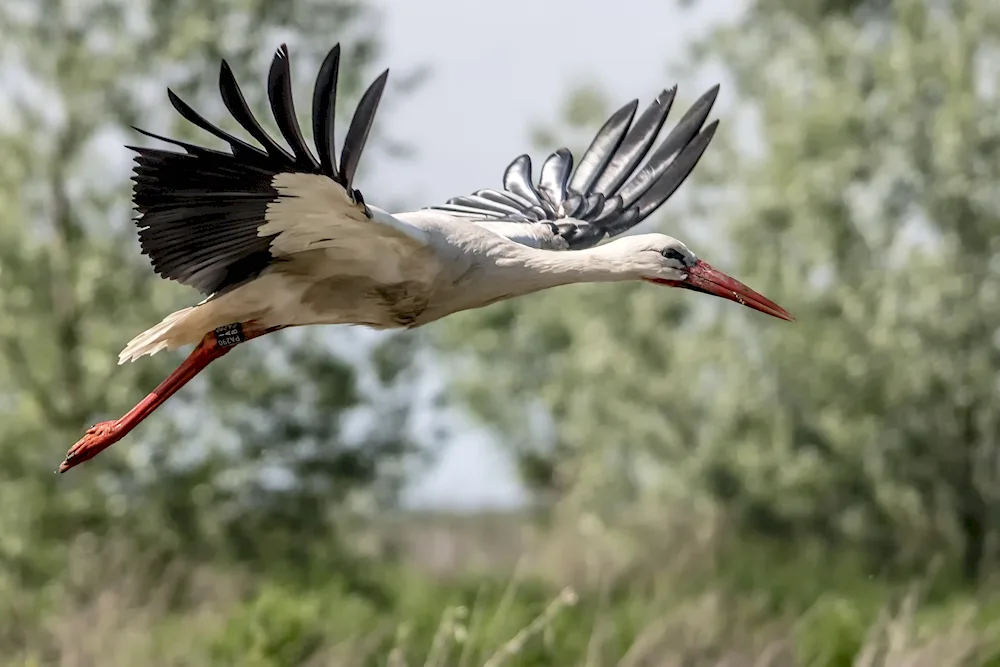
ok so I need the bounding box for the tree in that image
[439,0,1000,582]
[0,0,425,584]
[693,0,1000,582]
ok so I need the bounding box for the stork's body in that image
[60,43,792,472]
[120,206,726,354]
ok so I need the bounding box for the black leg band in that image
[213,323,246,348]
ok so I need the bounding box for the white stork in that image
[60,43,793,473]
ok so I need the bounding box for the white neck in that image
[489,244,637,298]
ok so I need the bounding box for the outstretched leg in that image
[59,322,283,473]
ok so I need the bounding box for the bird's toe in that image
[60,421,120,473]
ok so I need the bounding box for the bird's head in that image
[608,233,793,322]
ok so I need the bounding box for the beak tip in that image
[690,262,793,323]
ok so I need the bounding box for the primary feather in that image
[129,43,388,297]
[426,84,720,250]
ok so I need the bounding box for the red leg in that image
[59,323,282,473]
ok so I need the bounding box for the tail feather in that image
[118,307,198,364]
[118,275,282,364]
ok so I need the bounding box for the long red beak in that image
[645,260,794,322]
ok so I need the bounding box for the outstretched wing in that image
[129,43,401,297]
[427,85,720,250]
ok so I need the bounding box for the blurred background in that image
[2,0,999,664]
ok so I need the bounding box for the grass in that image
[4,514,1000,666]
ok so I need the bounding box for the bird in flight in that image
[60,43,793,473]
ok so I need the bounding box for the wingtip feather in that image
[566,97,640,195]
[591,85,678,196]
[630,117,720,224]
[312,42,343,179]
[218,55,295,164]
[266,42,320,170]
[337,66,390,191]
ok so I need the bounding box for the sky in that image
[364,0,746,509]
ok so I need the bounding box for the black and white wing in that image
[128,43,418,298]
[427,84,720,250]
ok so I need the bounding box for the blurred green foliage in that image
[3,0,1000,663]
[4,534,1000,666]
[441,0,1000,586]
[0,0,425,595]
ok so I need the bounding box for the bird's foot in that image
[59,421,122,473]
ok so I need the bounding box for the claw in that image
[59,421,121,473]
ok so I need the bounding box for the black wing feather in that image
[311,44,342,180]
[503,155,547,211]
[427,83,721,249]
[339,69,389,193]
[477,188,541,216]
[448,194,523,217]
[165,89,267,164]
[616,85,719,208]
[561,193,584,218]
[537,148,573,209]
[592,87,675,195]
[130,43,389,296]
[568,99,638,195]
[219,59,297,166]
[631,119,719,222]
[267,44,320,171]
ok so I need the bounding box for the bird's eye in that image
[661,248,685,262]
